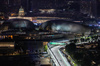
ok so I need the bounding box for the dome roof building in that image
[18,6,25,16]
[40,20,91,34]
[0,19,35,32]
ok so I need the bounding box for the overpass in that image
[9,16,72,23]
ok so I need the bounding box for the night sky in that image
[0,0,100,17]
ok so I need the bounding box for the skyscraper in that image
[80,0,97,18]
[21,0,32,12]
[7,0,21,6]
[97,0,100,17]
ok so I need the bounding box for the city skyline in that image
[0,0,100,66]
[0,0,100,18]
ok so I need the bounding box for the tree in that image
[65,43,76,54]
[44,45,48,52]
[81,56,92,66]
[73,52,83,60]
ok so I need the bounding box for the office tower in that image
[21,0,32,12]
[80,0,97,18]
[97,0,100,17]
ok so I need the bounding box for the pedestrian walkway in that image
[40,57,51,65]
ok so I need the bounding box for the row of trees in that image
[65,38,100,66]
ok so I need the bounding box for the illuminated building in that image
[21,0,32,12]
[18,6,25,16]
[82,18,97,26]
[0,19,35,32]
[0,12,4,19]
[0,42,14,54]
[39,9,55,14]
[7,0,21,6]
[21,0,80,12]
[6,0,21,13]
[80,1,91,14]
[97,0,100,17]
[80,0,97,18]
[40,19,91,35]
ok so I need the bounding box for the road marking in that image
[58,49,71,66]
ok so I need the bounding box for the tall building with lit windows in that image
[7,0,21,7]
[20,0,81,16]
[97,0,100,17]
[80,0,97,18]
[21,0,31,12]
